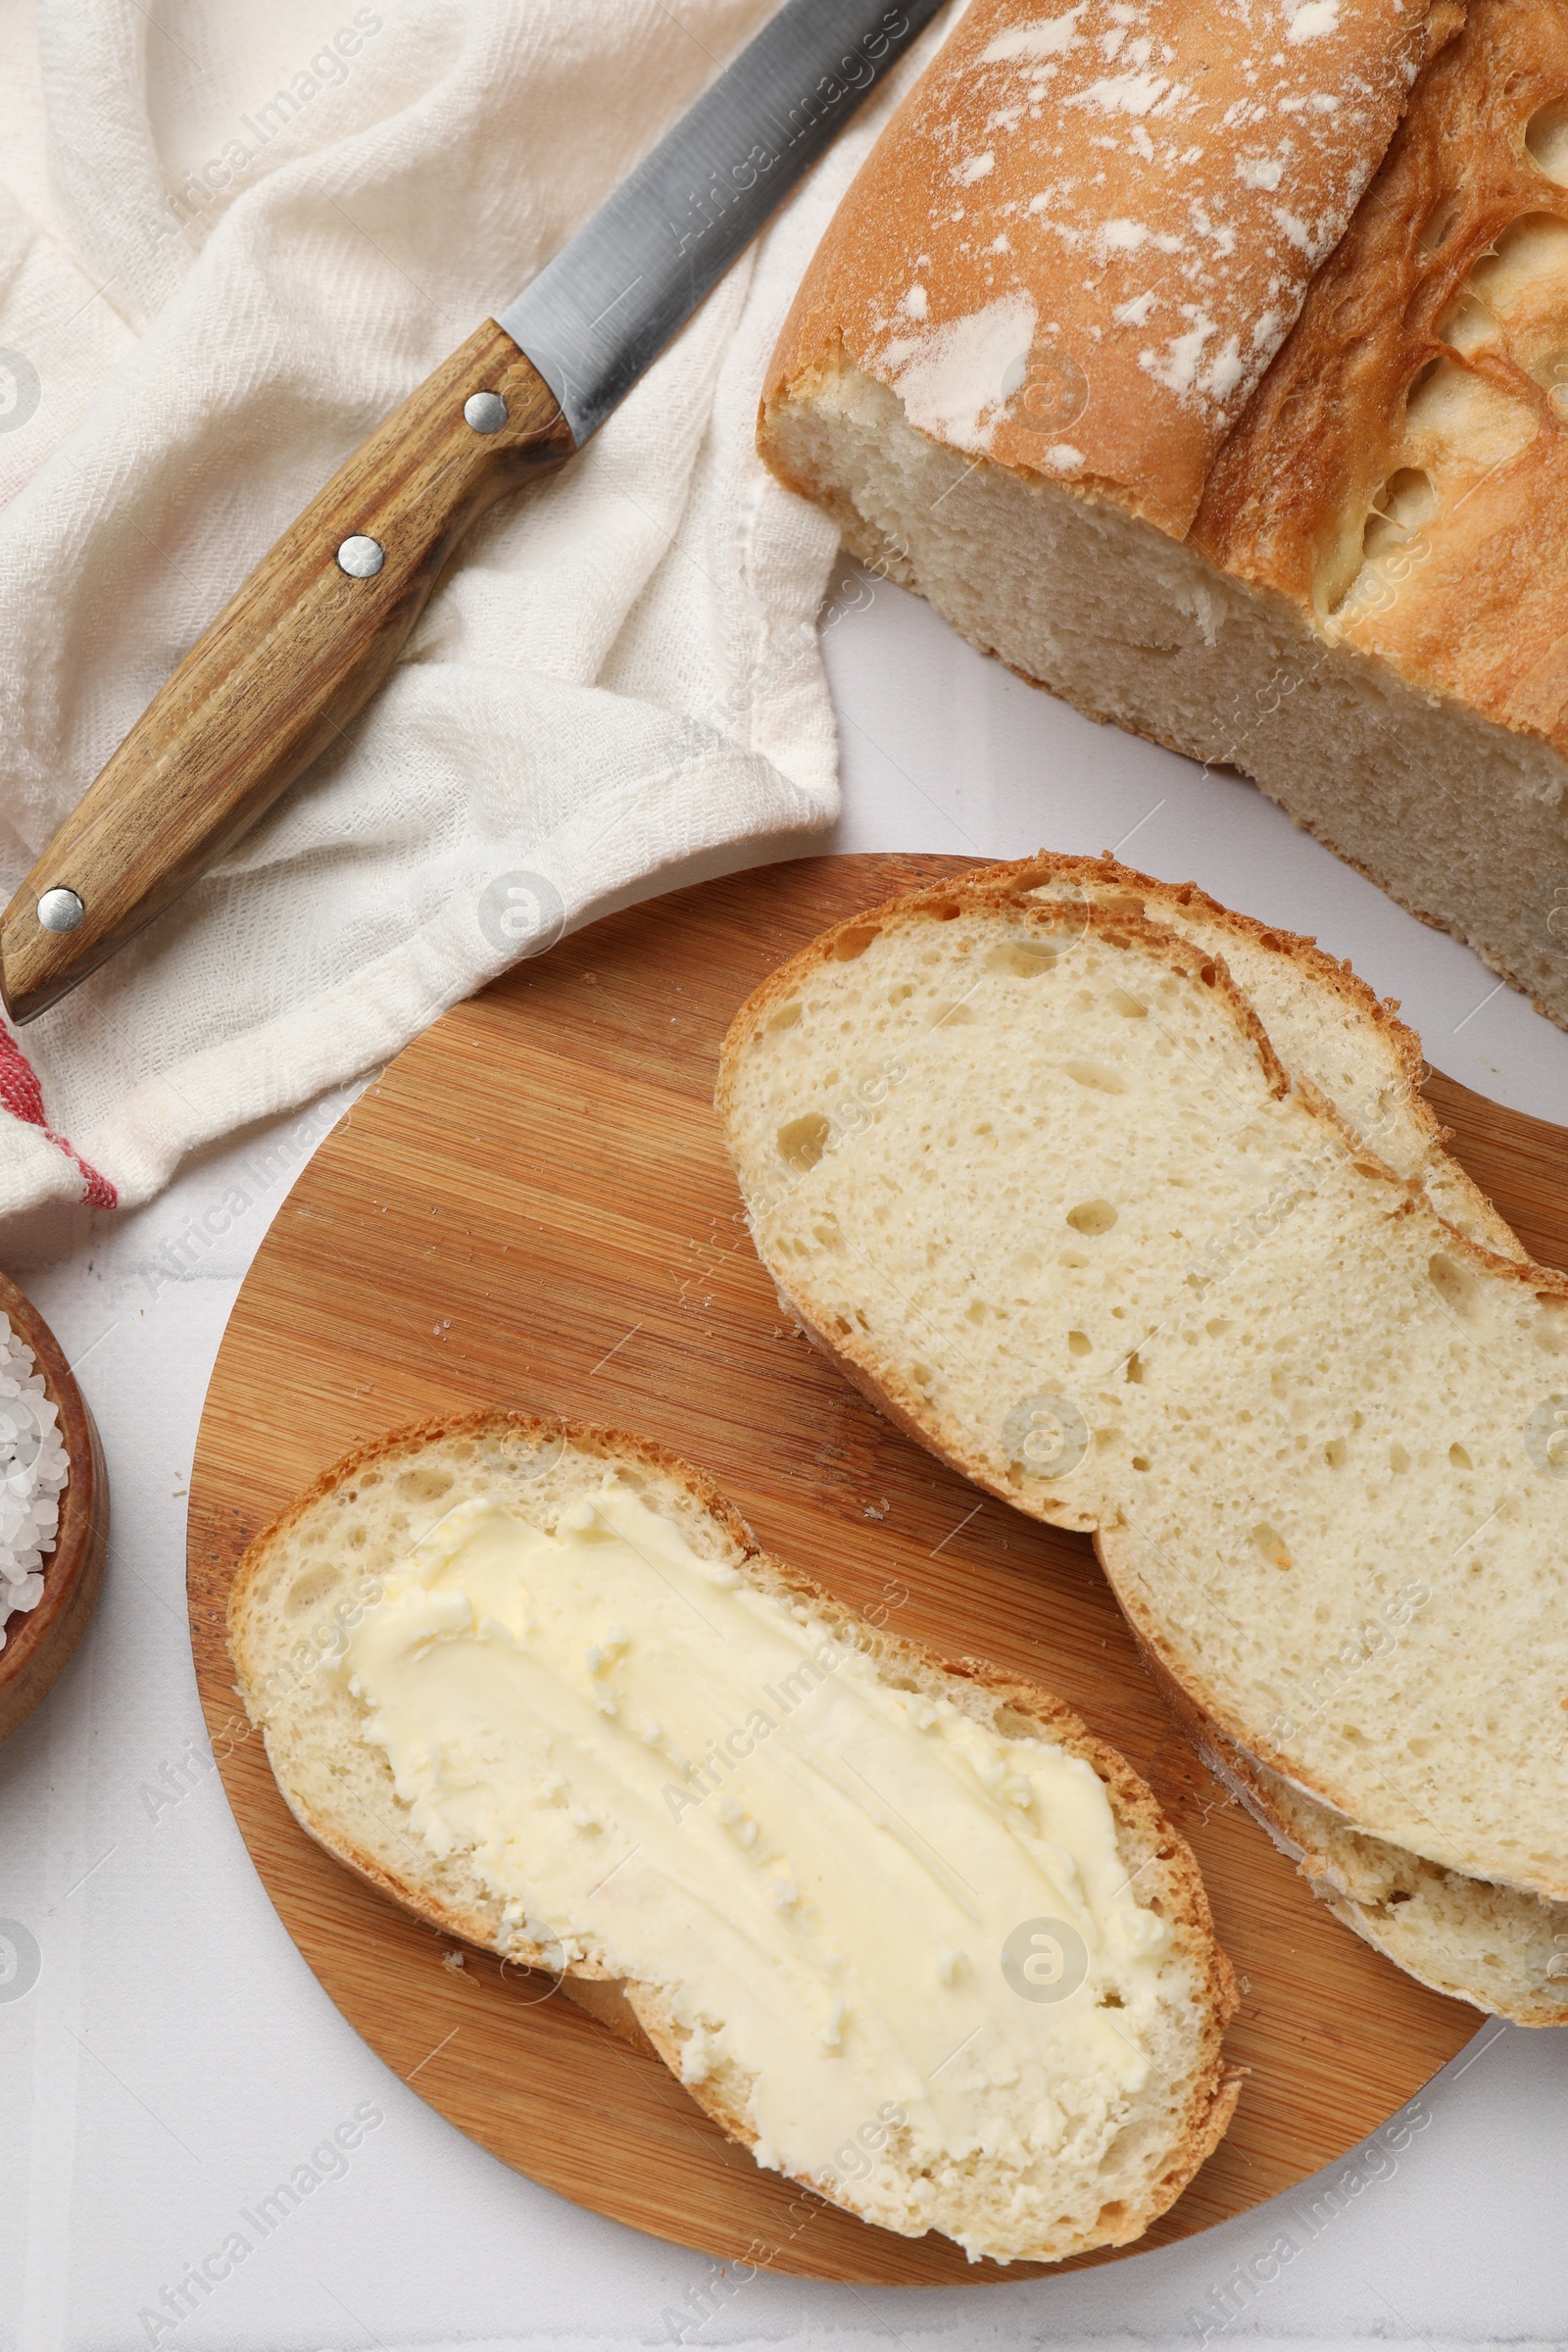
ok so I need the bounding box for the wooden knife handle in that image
[0,318,575,1024]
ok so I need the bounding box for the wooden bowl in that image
[0,1269,108,1744]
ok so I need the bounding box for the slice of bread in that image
[1213,1747,1568,2029]
[717,885,1568,1902]
[227,1410,1240,2266]
[965,861,1564,2021]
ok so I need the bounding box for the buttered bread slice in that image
[717,884,1568,1903]
[228,1412,1239,2266]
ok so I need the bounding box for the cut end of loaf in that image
[759,356,1568,1032]
[757,0,1568,1033]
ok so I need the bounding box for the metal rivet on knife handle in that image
[36,888,84,935]
[336,534,385,578]
[464,392,509,434]
[0,326,572,1026]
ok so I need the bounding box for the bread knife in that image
[0,0,943,1025]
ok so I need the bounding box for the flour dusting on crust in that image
[882,291,1040,452]
[823,0,1463,532]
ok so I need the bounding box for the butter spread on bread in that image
[228,1414,1240,2264]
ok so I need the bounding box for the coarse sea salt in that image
[0,1314,69,1652]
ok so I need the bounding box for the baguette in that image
[759,0,1568,1030]
[227,1410,1240,2266]
[716,884,1568,1903]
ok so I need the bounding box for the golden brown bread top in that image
[762,0,1464,534]
[1196,0,1568,756]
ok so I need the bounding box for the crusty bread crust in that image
[1198,0,1568,757]
[228,1408,1241,2260]
[760,0,1464,536]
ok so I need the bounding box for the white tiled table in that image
[4,564,1566,2352]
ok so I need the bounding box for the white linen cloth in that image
[0,0,927,1229]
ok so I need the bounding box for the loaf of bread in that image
[228,1410,1240,2264]
[717,876,1568,1947]
[760,0,1568,1028]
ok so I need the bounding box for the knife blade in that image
[501,0,941,446]
[1,0,945,1025]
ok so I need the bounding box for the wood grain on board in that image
[188,854,1566,2286]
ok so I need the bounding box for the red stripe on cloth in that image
[0,1025,117,1210]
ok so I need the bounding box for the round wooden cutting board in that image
[188,854,1568,2286]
